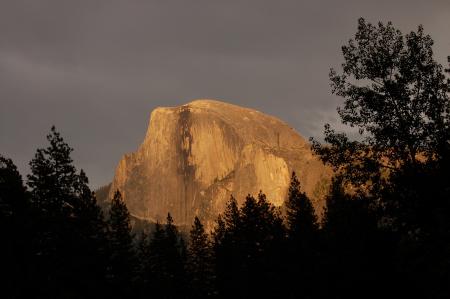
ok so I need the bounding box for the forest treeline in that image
[1,18,450,298]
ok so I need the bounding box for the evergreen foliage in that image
[25,126,108,297]
[107,190,137,296]
[319,177,392,298]
[285,172,320,298]
[0,156,31,298]
[286,171,319,241]
[223,194,240,232]
[213,193,285,298]
[1,18,449,299]
[147,214,187,298]
[187,217,214,298]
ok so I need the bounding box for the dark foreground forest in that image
[1,19,450,298]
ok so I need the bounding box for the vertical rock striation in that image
[110,99,331,228]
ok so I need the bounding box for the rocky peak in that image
[110,99,331,229]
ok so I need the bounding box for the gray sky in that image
[1,0,449,188]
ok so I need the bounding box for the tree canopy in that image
[312,18,450,188]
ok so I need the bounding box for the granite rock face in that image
[110,99,331,228]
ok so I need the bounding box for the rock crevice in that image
[110,99,331,228]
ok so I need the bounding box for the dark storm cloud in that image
[1,0,449,187]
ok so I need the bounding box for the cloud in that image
[1,0,448,187]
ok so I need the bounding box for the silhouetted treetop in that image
[27,126,78,215]
[223,195,240,232]
[187,216,214,298]
[0,156,28,218]
[107,190,136,295]
[286,172,319,240]
[311,18,450,187]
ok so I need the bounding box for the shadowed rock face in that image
[110,99,331,228]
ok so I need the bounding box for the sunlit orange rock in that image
[110,99,331,228]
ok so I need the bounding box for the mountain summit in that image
[110,99,331,227]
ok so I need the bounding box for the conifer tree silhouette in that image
[187,216,214,298]
[148,214,186,299]
[285,172,319,298]
[0,156,31,298]
[27,126,108,297]
[286,171,319,241]
[107,190,137,297]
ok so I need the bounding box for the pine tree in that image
[240,192,285,247]
[223,195,240,232]
[164,213,187,298]
[28,126,77,218]
[107,190,137,297]
[148,214,187,299]
[256,191,285,239]
[320,177,388,298]
[213,196,242,297]
[136,230,152,298]
[255,191,286,297]
[321,178,353,235]
[72,169,109,295]
[187,216,214,298]
[237,193,285,297]
[148,221,167,297]
[0,156,29,220]
[212,214,226,249]
[26,127,108,297]
[286,172,319,242]
[211,214,227,297]
[0,156,31,298]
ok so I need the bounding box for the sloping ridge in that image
[110,99,331,229]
